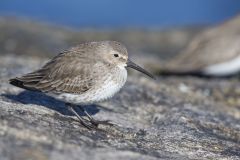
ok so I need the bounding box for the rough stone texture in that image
[0,55,239,160]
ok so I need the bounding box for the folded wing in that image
[10,51,96,94]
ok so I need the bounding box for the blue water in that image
[1,0,240,28]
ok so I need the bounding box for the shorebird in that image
[9,41,154,129]
[158,15,240,77]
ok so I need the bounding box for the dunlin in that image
[10,41,154,129]
[161,15,240,77]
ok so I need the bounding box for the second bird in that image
[9,41,154,129]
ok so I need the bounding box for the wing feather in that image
[10,49,98,94]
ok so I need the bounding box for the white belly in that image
[203,55,240,76]
[48,67,127,104]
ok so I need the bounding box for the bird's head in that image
[100,41,155,79]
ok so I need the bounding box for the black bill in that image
[127,59,155,79]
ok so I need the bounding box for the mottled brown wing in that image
[10,50,98,94]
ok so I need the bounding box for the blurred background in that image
[1,0,240,28]
[0,0,240,67]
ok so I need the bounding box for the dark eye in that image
[114,54,119,57]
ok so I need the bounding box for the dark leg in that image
[66,103,96,130]
[77,105,114,127]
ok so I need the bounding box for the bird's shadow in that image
[2,91,100,116]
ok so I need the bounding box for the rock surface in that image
[0,55,239,160]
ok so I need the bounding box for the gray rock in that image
[0,55,239,160]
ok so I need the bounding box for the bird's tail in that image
[9,76,42,91]
[9,78,40,92]
[9,78,25,89]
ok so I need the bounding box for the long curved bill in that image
[127,59,155,79]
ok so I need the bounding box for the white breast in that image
[203,55,240,76]
[49,67,128,104]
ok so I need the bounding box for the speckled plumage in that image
[48,67,127,104]
[9,41,154,129]
[10,41,129,104]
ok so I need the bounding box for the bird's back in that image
[9,42,128,104]
[10,43,101,94]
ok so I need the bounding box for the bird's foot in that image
[89,119,114,127]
